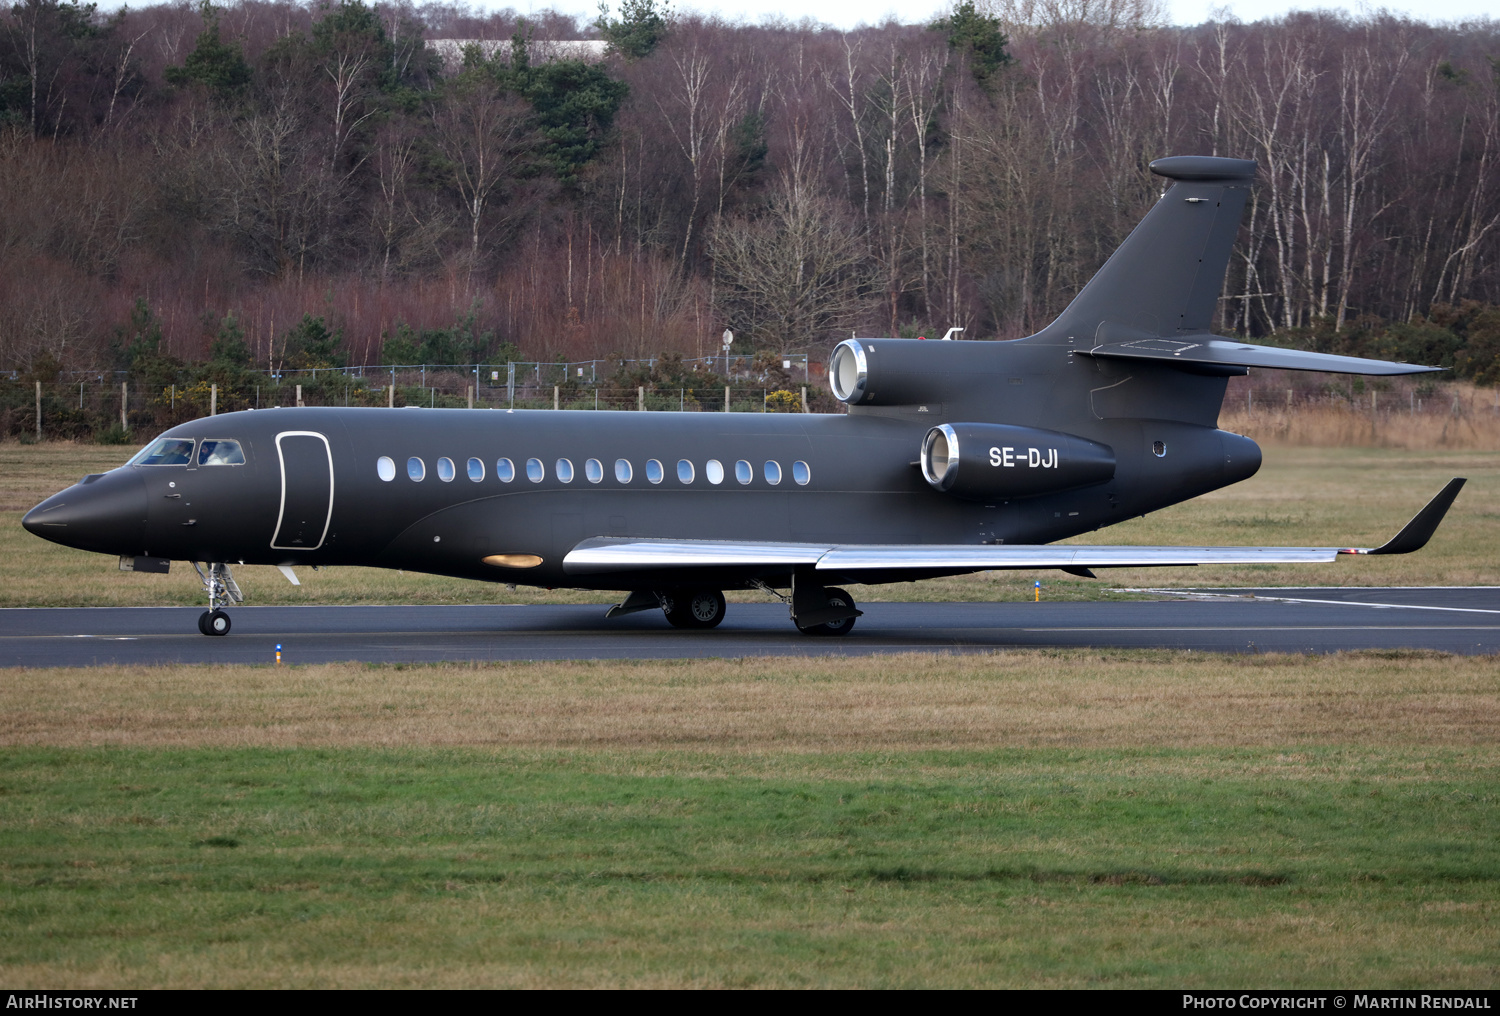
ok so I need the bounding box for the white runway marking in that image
[1135,589,1500,615]
[1027,626,1500,633]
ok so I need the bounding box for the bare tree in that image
[710,162,875,350]
[653,26,746,271]
[428,68,536,273]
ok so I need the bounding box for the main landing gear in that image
[662,588,727,629]
[794,587,858,637]
[606,579,864,633]
[604,581,861,636]
[192,562,242,636]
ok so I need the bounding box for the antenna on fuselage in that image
[940,327,964,341]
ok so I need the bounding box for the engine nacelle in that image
[921,422,1116,501]
[830,338,943,406]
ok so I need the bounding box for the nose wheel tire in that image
[663,589,726,629]
[796,587,857,637]
[198,609,231,636]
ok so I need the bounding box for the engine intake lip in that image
[921,423,960,490]
[830,339,869,403]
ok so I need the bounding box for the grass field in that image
[2,441,1496,607]
[1,651,1497,988]
[3,434,1497,987]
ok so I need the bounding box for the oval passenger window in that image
[377,456,396,482]
[646,459,664,484]
[677,459,694,484]
[437,457,455,482]
[792,461,810,485]
[527,458,545,482]
[735,460,752,484]
[407,457,425,481]
[556,458,575,483]
[764,461,781,485]
[585,458,604,483]
[615,458,633,483]
[496,458,515,482]
[467,457,484,481]
[706,459,724,485]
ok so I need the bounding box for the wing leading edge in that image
[562,479,1466,576]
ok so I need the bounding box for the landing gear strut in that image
[663,588,727,629]
[192,562,242,636]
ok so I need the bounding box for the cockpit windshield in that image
[128,438,195,466]
[198,439,245,465]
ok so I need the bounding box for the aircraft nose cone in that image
[23,470,148,554]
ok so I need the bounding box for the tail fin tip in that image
[1150,156,1257,183]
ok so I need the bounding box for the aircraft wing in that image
[1074,334,1444,376]
[563,479,1465,576]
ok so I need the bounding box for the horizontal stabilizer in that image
[1075,334,1442,376]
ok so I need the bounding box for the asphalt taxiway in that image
[0,587,1495,666]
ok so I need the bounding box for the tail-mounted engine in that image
[921,422,1116,501]
[830,338,948,406]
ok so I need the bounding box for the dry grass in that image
[1220,381,1500,450]
[3,651,1496,751]
[1065,445,1500,587]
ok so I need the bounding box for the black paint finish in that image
[20,156,1445,623]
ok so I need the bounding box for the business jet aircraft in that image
[23,156,1464,637]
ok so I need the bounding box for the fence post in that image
[295,384,303,408]
[120,381,128,431]
[211,384,218,416]
[35,381,41,440]
[725,386,730,413]
[637,386,644,411]
[801,386,808,413]
[507,363,515,407]
[554,386,560,411]
[387,383,394,408]
[467,385,474,410]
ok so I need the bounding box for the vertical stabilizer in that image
[1032,156,1255,343]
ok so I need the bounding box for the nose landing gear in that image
[192,562,242,636]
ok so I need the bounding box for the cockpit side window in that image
[129,438,195,466]
[197,439,245,465]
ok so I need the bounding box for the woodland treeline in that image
[2,0,1499,383]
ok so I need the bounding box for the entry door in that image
[271,431,334,551]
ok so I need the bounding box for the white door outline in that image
[271,430,334,551]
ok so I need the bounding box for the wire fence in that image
[3,354,816,387]
[0,377,824,442]
[4,373,1494,443]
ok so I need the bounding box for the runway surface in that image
[1,587,1496,665]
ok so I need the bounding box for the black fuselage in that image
[24,339,1261,593]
